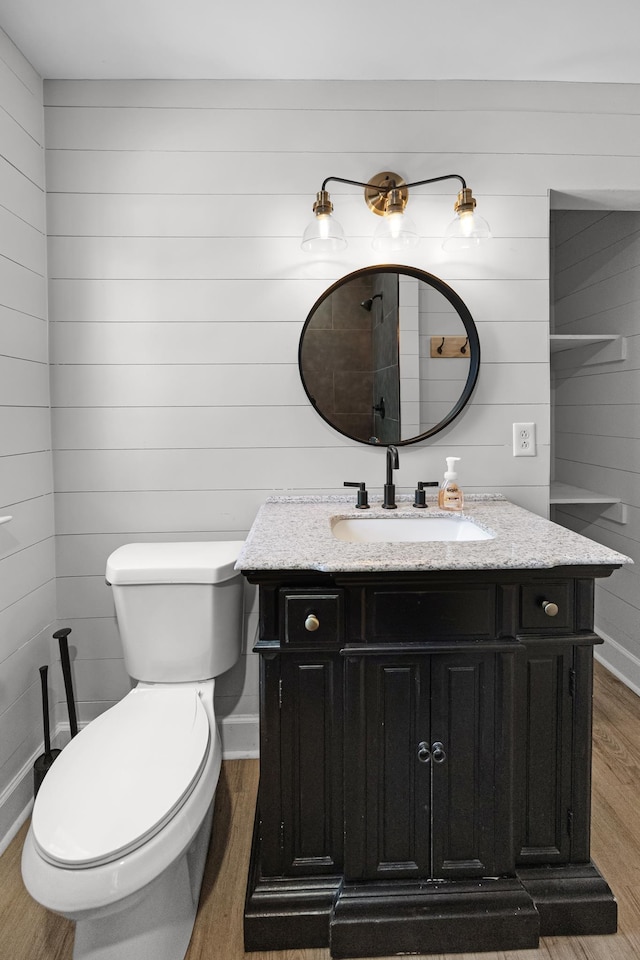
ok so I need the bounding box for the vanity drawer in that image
[364,585,497,642]
[280,589,344,646]
[519,580,573,632]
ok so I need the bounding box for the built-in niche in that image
[550,204,633,523]
[549,195,638,686]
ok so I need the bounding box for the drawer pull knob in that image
[542,600,559,617]
[432,742,447,764]
[417,741,431,763]
[304,614,320,632]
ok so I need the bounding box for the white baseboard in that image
[594,626,640,698]
[219,713,259,759]
[0,799,33,857]
[0,754,36,857]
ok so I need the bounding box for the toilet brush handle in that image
[39,666,52,757]
[54,627,78,738]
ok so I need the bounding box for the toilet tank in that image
[106,541,245,683]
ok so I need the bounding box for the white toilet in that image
[22,540,245,960]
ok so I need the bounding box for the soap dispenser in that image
[438,457,463,512]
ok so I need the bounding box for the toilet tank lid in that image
[106,540,245,585]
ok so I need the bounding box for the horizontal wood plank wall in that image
[0,28,54,845]
[42,79,640,727]
[552,210,640,689]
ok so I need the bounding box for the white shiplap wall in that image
[42,79,640,740]
[44,79,555,738]
[0,29,54,846]
[552,209,640,690]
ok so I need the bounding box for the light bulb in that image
[301,190,347,253]
[372,187,419,252]
[442,188,491,251]
[372,211,419,252]
[442,211,491,251]
[459,211,474,237]
[387,211,404,240]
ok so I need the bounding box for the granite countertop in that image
[236,495,633,573]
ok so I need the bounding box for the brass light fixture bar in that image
[300,170,490,254]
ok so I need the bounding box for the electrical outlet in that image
[513,422,536,457]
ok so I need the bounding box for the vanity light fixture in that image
[300,170,491,254]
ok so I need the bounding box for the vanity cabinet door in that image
[516,641,574,865]
[278,654,344,876]
[345,656,432,880]
[430,654,500,878]
[344,651,510,882]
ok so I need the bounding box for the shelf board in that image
[550,334,620,353]
[550,483,627,523]
[550,335,626,366]
[550,482,620,505]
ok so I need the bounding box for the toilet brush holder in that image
[34,665,61,798]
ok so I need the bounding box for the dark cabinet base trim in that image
[245,865,540,956]
[245,856,618,957]
[244,872,341,951]
[330,877,539,958]
[516,861,618,936]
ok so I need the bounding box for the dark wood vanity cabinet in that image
[244,569,618,957]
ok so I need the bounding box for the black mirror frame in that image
[298,264,481,446]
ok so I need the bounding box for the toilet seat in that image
[32,686,211,869]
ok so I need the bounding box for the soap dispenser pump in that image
[438,457,463,512]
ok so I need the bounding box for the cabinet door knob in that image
[417,741,431,763]
[304,613,320,632]
[432,742,447,764]
[542,600,559,617]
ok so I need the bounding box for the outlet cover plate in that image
[513,422,536,457]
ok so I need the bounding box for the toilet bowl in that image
[21,540,245,960]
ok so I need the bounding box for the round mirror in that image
[298,265,480,446]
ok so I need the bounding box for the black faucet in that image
[382,445,399,509]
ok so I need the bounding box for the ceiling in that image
[1,0,640,83]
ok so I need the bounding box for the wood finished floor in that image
[1,661,639,960]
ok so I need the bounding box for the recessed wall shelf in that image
[550,482,618,504]
[550,329,627,523]
[550,334,626,363]
[550,483,627,524]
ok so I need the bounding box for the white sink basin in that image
[331,515,494,543]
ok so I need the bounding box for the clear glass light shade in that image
[442,211,492,251]
[301,214,347,253]
[371,211,419,253]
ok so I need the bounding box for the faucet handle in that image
[344,481,370,509]
[413,480,439,508]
